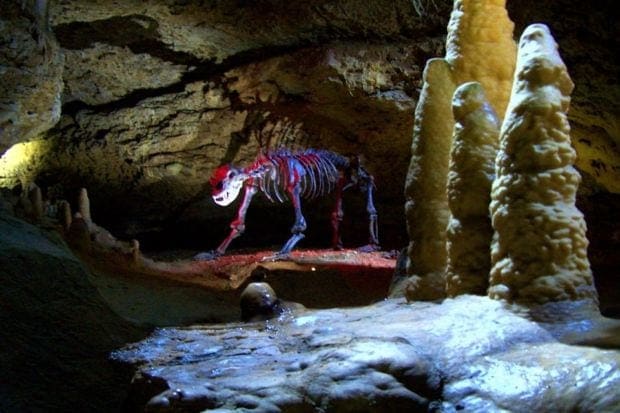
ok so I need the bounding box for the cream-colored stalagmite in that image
[28,184,44,221]
[404,0,516,300]
[445,0,516,117]
[404,59,455,300]
[446,82,499,296]
[78,187,91,223]
[489,24,598,303]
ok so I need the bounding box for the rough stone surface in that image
[0,0,64,154]
[115,296,620,412]
[403,58,455,300]
[445,0,517,118]
[506,0,620,194]
[62,43,187,105]
[0,2,617,306]
[0,210,147,412]
[0,40,439,250]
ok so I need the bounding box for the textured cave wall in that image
[0,0,452,251]
[0,0,618,311]
[0,0,64,154]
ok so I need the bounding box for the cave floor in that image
[114,295,620,412]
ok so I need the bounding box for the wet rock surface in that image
[116,296,620,412]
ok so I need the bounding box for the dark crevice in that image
[60,42,307,117]
[53,10,447,118]
[54,14,200,63]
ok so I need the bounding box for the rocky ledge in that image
[115,296,620,412]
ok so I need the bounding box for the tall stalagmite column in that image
[404,0,516,300]
[489,24,598,304]
[446,82,499,296]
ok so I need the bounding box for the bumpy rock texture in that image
[115,296,620,412]
[446,82,500,296]
[489,24,597,304]
[0,0,64,154]
[403,0,516,300]
[0,0,451,252]
[0,2,617,303]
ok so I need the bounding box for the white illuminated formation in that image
[489,24,597,303]
[446,82,500,296]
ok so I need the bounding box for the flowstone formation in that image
[446,82,500,296]
[488,24,597,304]
[115,296,620,412]
[404,0,516,300]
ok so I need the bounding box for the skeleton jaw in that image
[213,179,243,206]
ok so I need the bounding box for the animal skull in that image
[210,165,245,206]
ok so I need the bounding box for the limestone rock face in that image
[489,24,597,304]
[62,43,187,106]
[115,296,620,412]
[446,82,500,296]
[1,38,441,247]
[0,0,64,154]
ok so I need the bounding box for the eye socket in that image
[228,171,237,179]
[216,181,224,190]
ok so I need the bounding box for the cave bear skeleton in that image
[197,148,380,259]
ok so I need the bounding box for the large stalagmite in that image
[404,59,456,300]
[488,24,597,304]
[404,0,516,300]
[446,82,499,296]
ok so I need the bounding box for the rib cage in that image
[250,149,350,203]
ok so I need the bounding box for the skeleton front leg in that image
[194,185,257,260]
[278,184,307,255]
[217,185,257,254]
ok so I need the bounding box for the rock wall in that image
[1,0,451,250]
[0,0,64,154]
[0,0,617,310]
